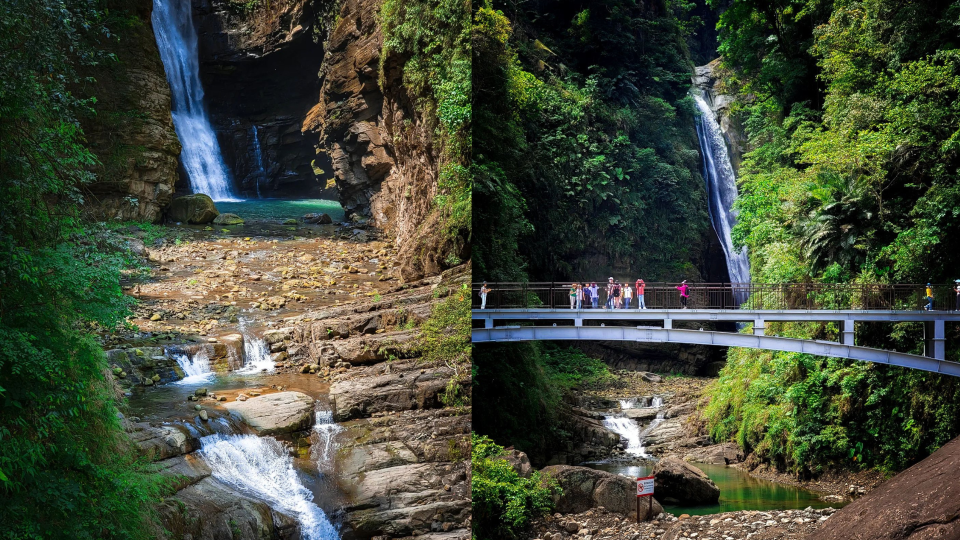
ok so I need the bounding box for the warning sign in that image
[637,475,655,497]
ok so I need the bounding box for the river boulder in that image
[808,435,960,539]
[223,391,314,435]
[302,212,333,224]
[212,212,244,225]
[167,194,219,224]
[652,456,720,505]
[540,465,663,520]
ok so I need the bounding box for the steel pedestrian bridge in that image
[471,282,960,376]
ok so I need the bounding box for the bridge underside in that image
[472,326,960,377]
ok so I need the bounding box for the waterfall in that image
[199,434,339,540]
[152,0,238,201]
[693,93,751,292]
[172,349,213,384]
[234,319,276,374]
[252,125,265,199]
[619,398,637,410]
[651,396,663,408]
[603,416,643,455]
[311,408,343,464]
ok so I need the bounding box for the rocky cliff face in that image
[693,58,747,173]
[304,0,453,281]
[82,0,181,223]
[194,0,335,198]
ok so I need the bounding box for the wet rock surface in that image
[807,435,960,540]
[530,507,836,540]
[540,465,663,520]
[222,391,314,435]
[653,456,721,505]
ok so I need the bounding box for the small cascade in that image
[636,411,666,458]
[602,416,643,455]
[199,434,340,540]
[152,0,237,201]
[251,125,266,199]
[310,407,343,465]
[651,396,664,408]
[619,398,638,410]
[693,92,750,297]
[171,349,214,384]
[235,320,275,374]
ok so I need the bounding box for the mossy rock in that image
[213,213,244,225]
[168,194,219,224]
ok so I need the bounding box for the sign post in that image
[636,475,655,523]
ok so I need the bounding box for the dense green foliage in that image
[0,1,164,537]
[471,432,560,539]
[705,0,960,475]
[380,0,472,262]
[473,342,614,464]
[472,0,712,282]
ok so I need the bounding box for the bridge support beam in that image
[663,319,672,330]
[925,320,946,360]
[843,320,855,346]
[484,317,493,329]
[575,318,583,327]
[754,320,765,336]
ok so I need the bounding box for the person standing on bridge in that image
[954,280,959,311]
[590,283,599,308]
[624,283,633,309]
[606,278,614,309]
[637,279,646,309]
[479,282,491,309]
[676,280,689,309]
[576,283,584,310]
[925,283,934,311]
[569,283,578,310]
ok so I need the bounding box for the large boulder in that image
[223,391,314,435]
[808,435,960,540]
[653,456,720,505]
[329,361,468,421]
[540,465,663,520]
[167,194,219,224]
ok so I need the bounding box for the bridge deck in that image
[472,308,959,375]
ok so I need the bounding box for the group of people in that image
[926,280,960,311]
[564,278,688,310]
[476,278,692,310]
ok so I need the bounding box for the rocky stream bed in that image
[108,213,470,540]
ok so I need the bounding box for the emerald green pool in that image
[216,199,345,223]
[584,461,843,516]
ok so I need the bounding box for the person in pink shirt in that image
[636,279,646,309]
[676,280,689,309]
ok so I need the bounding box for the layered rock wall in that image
[304,0,452,280]
[82,0,181,223]
[194,0,335,197]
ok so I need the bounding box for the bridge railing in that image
[472,282,957,311]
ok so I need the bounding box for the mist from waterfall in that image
[694,92,751,290]
[152,0,238,201]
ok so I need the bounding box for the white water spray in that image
[152,0,238,201]
[603,416,644,455]
[199,434,339,540]
[694,93,750,293]
[172,349,214,384]
[311,408,343,464]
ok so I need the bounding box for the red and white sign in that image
[637,475,655,497]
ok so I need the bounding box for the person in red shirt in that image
[636,279,646,309]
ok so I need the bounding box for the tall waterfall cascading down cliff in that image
[694,93,751,291]
[152,0,238,201]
